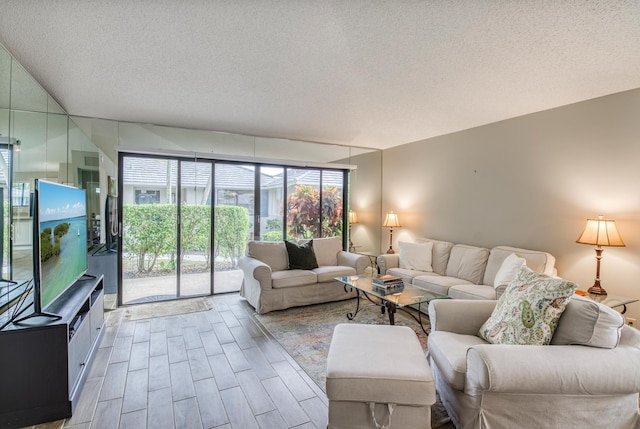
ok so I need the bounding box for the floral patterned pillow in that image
[479,265,577,345]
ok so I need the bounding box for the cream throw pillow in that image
[399,241,434,272]
[493,253,526,288]
[479,265,577,345]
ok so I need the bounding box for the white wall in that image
[382,88,640,321]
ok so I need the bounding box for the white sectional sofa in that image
[239,237,369,314]
[377,238,556,300]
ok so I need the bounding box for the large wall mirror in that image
[74,118,383,256]
[0,43,101,296]
[1,40,382,311]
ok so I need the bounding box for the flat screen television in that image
[37,180,88,311]
[15,180,88,322]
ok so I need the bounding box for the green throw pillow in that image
[285,240,319,270]
[478,265,577,345]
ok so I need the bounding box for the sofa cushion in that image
[483,246,556,286]
[415,238,454,276]
[445,245,490,284]
[551,295,624,349]
[271,269,317,289]
[399,241,433,272]
[492,253,526,288]
[478,266,577,345]
[314,265,357,282]
[387,267,438,284]
[413,275,473,296]
[285,240,319,270]
[427,331,487,391]
[247,240,289,271]
[448,284,497,300]
[304,237,342,266]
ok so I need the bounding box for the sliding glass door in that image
[119,152,348,305]
[120,156,178,304]
[180,160,213,297]
[213,163,254,293]
[259,166,284,241]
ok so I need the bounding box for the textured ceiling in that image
[1,1,639,150]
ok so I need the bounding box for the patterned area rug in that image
[255,298,454,428]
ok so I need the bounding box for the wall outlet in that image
[625,317,636,327]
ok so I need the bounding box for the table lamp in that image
[383,211,401,254]
[348,210,359,251]
[576,215,625,296]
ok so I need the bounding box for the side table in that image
[356,251,380,274]
[585,292,638,314]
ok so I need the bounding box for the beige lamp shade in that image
[576,216,625,247]
[383,211,401,228]
[349,210,359,224]
[576,215,625,296]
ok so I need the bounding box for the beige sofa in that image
[239,237,369,314]
[377,238,556,300]
[427,298,640,428]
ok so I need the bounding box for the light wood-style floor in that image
[30,293,328,429]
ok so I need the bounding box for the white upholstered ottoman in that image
[326,324,435,429]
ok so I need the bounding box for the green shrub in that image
[261,231,283,242]
[181,205,211,266]
[266,218,282,231]
[214,205,250,267]
[123,203,251,273]
[122,204,176,273]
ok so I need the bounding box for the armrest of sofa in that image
[337,251,369,274]
[376,254,399,275]
[238,256,273,291]
[466,343,640,395]
[495,284,507,300]
[621,324,640,348]
[428,299,496,335]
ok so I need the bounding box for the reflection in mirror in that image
[77,117,384,254]
[46,113,68,179]
[11,110,47,174]
[117,122,257,157]
[254,137,350,164]
[347,147,382,254]
[0,108,8,280]
[0,43,110,311]
[0,109,8,142]
[0,142,10,278]
[10,110,47,280]
[69,118,100,245]
[0,45,10,109]
[10,61,48,113]
[47,96,65,115]
[69,116,118,165]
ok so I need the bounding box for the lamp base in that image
[587,283,607,296]
[386,247,395,254]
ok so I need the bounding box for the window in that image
[134,189,160,204]
[12,182,30,207]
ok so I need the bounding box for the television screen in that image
[37,180,88,310]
